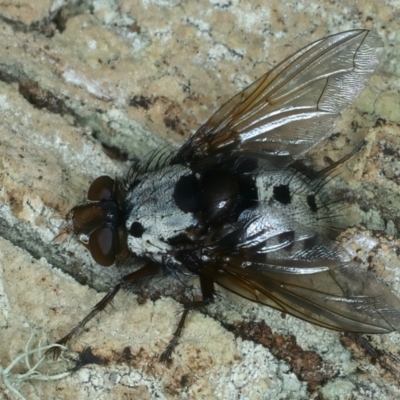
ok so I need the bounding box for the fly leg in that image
[48,261,160,359]
[160,274,215,364]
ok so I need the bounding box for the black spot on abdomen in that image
[307,194,318,212]
[129,221,145,237]
[273,184,291,205]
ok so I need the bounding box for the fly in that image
[51,29,400,363]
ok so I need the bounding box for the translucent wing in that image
[204,223,400,333]
[216,259,400,333]
[174,30,383,167]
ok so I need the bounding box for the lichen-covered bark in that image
[0,1,400,399]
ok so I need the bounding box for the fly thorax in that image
[125,165,197,261]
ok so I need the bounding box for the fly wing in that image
[206,223,400,333]
[174,30,383,166]
[215,260,400,333]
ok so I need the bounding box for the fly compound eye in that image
[87,175,115,201]
[88,226,116,266]
[129,221,145,238]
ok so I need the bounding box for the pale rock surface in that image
[0,1,400,399]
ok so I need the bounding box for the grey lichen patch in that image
[0,0,56,26]
[375,93,400,123]
[356,124,400,235]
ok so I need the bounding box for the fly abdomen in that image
[255,168,338,236]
